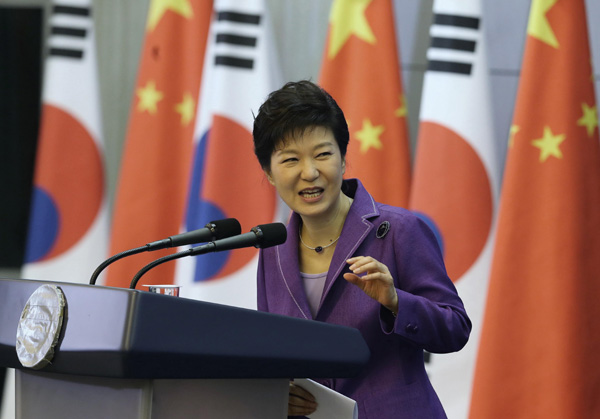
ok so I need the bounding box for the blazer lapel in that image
[319,181,379,313]
[278,213,312,319]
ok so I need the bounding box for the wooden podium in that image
[0,278,369,418]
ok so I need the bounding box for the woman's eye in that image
[282,157,297,163]
[317,152,332,158]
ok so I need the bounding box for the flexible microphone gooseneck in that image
[129,222,287,290]
[89,218,241,285]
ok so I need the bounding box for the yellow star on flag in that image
[147,0,193,31]
[527,0,559,48]
[531,126,565,162]
[509,124,520,148]
[136,81,164,114]
[328,0,376,59]
[395,95,407,118]
[356,119,384,154]
[175,92,195,126]
[577,103,598,137]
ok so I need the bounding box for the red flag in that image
[319,0,411,207]
[470,0,600,417]
[408,1,500,416]
[106,0,212,288]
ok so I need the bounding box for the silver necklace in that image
[299,194,350,253]
[299,230,341,253]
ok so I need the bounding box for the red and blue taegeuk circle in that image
[25,104,104,263]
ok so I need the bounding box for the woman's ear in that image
[342,158,346,175]
[264,169,274,185]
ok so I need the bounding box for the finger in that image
[289,383,315,402]
[359,272,389,281]
[346,256,373,270]
[346,256,362,264]
[343,272,362,285]
[289,394,317,408]
[349,259,391,277]
[349,260,381,274]
[288,384,318,416]
[344,271,373,281]
[346,272,391,287]
[346,257,369,271]
[289,401,318,416]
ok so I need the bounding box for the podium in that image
[0,278,369,418]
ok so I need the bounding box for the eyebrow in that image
[274,141,335,156]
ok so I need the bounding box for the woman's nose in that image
[300,160,319,181]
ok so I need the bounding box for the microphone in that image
[129,222,287,289]
[145,218,242,250]
[89,218,241,285]
[190,222,287,254]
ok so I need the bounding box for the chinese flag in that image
[470,0,600,417]
[319,0,411,207]
[106,0,213,288]
[408,1,500,416]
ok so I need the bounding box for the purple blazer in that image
[257,179,471,418]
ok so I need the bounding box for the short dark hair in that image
[252,80,349,171]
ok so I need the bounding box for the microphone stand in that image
[88,219,242,286]
[90,246,147,285]
[129,243,215,290]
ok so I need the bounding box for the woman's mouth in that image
[299,188,324,199]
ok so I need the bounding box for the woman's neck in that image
[300,192,352,245]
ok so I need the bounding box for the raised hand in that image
[344,256,398,315]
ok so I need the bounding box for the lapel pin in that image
[376,221,390,239]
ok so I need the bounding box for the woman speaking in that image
[253,80,471,418]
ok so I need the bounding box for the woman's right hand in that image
[288,381,317,416]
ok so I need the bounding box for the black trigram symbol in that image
[48,4,91,60]
[214,10,261,70]
[427,13,481,76]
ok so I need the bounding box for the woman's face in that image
[266,126,346,221]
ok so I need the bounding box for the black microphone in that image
[129,222,287,289]
[89,218,241,285]
[145,218,242,250]
[190,222,287,254]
